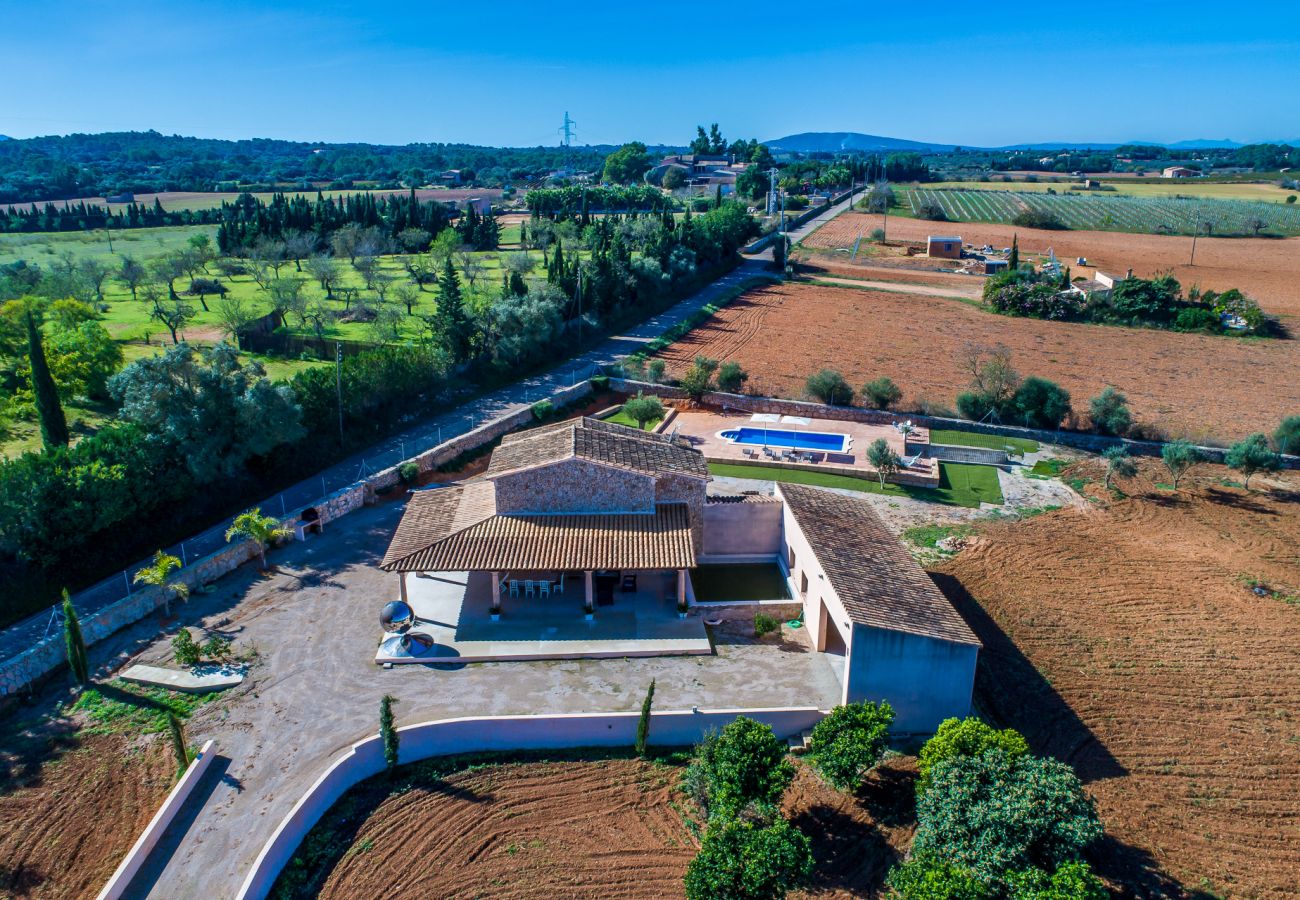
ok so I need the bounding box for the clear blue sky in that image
[2,0,1296,147]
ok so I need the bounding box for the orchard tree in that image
[1160,439,1204,490]
[1011,377,1071,429]
[806,701,894,792]
[1225,433,1281,490]
[716,361,748,394]
[1273,415,1300,456]
[684,716,794,821]
[622,392,665,430]
[1088,387,1131,435]
[806,368,853,406]
[1101,445,1136,489]
[867,438,901,488]
[917,717,1029,794]
[862,376,903,410]
[117,255,147,301]
[684,818,813,900]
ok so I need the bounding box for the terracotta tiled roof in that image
[778,484,980,646]
[486,417,709,481]
[382,483,695,572]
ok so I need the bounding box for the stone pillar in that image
[584,570,594,613]
[677,569,687,610]
[399,572,408,604]
[491,571,501,611]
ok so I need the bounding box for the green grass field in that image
[925,179,1298,203]
[928,429,1039,455]
[707,460,1003,508]
[604,407,663,431]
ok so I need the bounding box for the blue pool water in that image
[719,427,849,452]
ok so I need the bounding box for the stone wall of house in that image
[495,458,656,515]
[654,473,708,552]
[701,497,783,558]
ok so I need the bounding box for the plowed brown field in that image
[804,213,1300,319]
[312,757,916,899]
[654,282,1300,442]
[936,465,1300,897]
[0,731,173,898]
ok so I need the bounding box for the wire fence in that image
[2,361,607,663]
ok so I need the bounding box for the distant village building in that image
[926,235,963,259]
[646,153,749,193]
[438,170,463,185]
[1162,166,1198,179]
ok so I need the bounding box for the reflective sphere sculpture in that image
[380,600,415,633]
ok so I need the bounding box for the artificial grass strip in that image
[928,428,1039,455]
[707,461,1002,509]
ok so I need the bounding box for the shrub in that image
[753,612,780,638]
[1225,433,1281,489]
[1005,860,1108,900]
[917,200,948,221]
[912,749,1103,883]
[684,716,795,821]
[955,391,996,422]
[862,376,903,410]
[716,361,749,394]
[1275,415,1300,455]
[807,701,894,792]
[590,374,610,392]
[1173,306,1220,333]
[1010,377,1071,429]
[885,854,992,899]
[623,392,665,430]
[202,634,232,661]
[62,590,88,686]
[531,399,555,421]
[647,359,666,384]
[398,461,420,485]
[172,628,202,667]
[987,282,1083,321]
[869,227,886,242]
[916,717,1029,794]
[1088,387,1131,435]
[684,818,813,900]
[806,369,853,406]
[1101,445,1137,489]
[1110,276,1180,324]
[679,356,718,400]
[1011,209,1066,230]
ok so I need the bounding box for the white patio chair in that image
[508,579,520,597]
[554,574,565,594]
[538,580,551,597]
[524,580,536,598]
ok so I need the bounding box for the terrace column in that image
[584,570,595,615]
[398,572,408,604]
[677,569,687,610]
[491,571,501,609]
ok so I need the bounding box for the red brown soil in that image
[316,759,697,899]
[0,730,173,898]
[805,213,1300,320]
[315,757,916,900]
[654,281,1300,443]
[936,466,1300,897]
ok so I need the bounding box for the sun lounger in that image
[763,447,779,459]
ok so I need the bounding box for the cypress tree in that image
[1008,234,1020,271]
[715,184,722,209]
[635,679,655,757]
[26,310,69,451]
[167,712,190,777]
[62,590,88,686]
[380,694,399,774]
[435,259,470,362]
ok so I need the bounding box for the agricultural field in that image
[650,281,1300,443]
[802,212,1300,319]
[925,178,1299,202]
[898,187,1300,236]
[278,754,916,899]
[939,462,1300,897]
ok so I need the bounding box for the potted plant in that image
[490,601,501,622]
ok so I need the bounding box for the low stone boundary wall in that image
[613,378,1300,469]
[706,454,937,488]
[1,381,596,699]
[927,444,1010,466]
[235,707,825,900]
[96,739,217,900]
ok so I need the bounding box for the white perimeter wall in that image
[236,706,826,900]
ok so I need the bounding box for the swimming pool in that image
[718,427,850,453]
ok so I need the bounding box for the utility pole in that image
[1189,204,1202,266]
[335,342,344,447]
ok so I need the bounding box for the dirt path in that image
[807,275,982,300]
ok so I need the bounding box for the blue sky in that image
[2,0,1296,147]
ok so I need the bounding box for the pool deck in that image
[670,408,941,487]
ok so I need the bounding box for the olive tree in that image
[1160,439,1204,490]
[1225,433,1281,490]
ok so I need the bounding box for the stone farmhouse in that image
[381,416,978,732]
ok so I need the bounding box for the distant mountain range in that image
[764,132,1294,154]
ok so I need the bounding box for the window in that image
[787,545,796,570]
[800,571,809,597]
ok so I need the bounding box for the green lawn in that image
[928,429,1039,455]
[605,407,663,431]
[691,563,791,602]
[707,461,1003,509]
